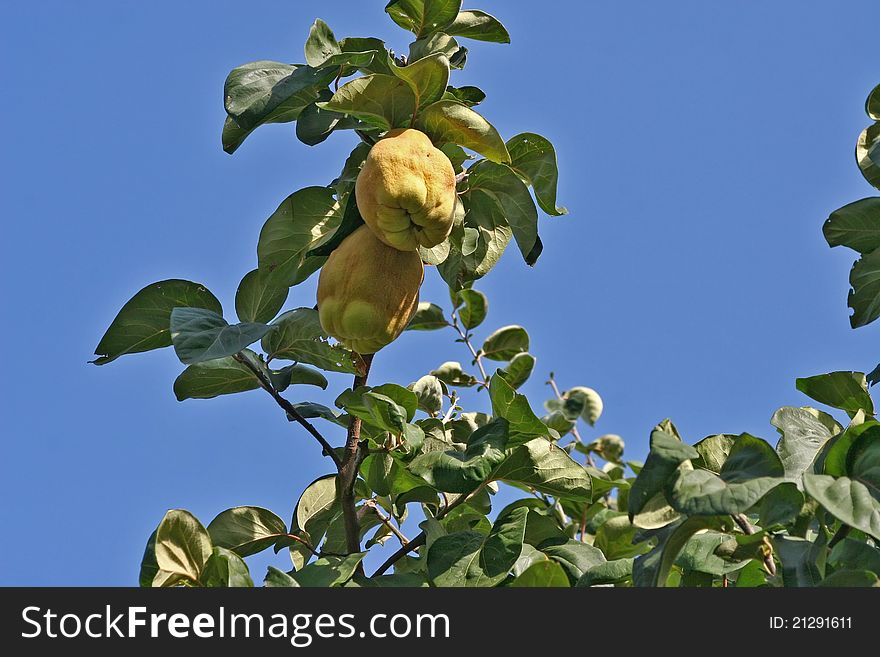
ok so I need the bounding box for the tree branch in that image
[338,352,374,557]
[233,352,342,470]
[371,482,488,577]
[365,500,411,547]
[732,512,777,577]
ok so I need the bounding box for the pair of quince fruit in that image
[317,129,458,354]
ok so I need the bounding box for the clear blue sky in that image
[1,1,877,585]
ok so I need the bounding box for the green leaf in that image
[173,353,259,401]
[628,428,698,519]
[431,360,479,387]
[497,352,536,390]
[270,363,328,391]
[411,375,444,414]
[758,482,804,528]
[577,558,634,587]
[771,406,841,480]
[93,280,221,365]
[481,325,529,361]
[561,387,603,425]
[155,509,213,584]
[390,53,450,109]
[438,192,512,288]
[857,122,880,191]
[409,419,509,493]
[304,19,340,67]
[510,560,569,587]
[234,269,288,324]
[257,186,341,287]
[693,434,738,473]
[469,161,541,264]
[828,537,880,575]
[489,373,549,440]
[201,547,254,588]
[456,288,487,329]
[290,553,366,587]
[803,474,880,540]
[409,33,466,70]
[823,198,880,253]
[774,535,824,587]
[385,0,461,37]
[169,307,271,365]
[818,569,880,587]
[670,469,782,516]
[416,100,510,163]
[796,371,874,415]
[632,516,719,587]
[494,438,593,500]
[262,308,357,374]
[293,475,338,535]
[427,531,504,587]
[406,302,448,330]
[291,401,346,426]
[207,506,288,557]
[594,515,650,560]
[868,84,880,121]
[817,419,879,476]
[506,132,566,216]
[139,530,159,588]
[336,384,417,434]
[481,506,528,576]
[540,540,606,584]
[296,93,361,147]
[675,531,747,576]
[720,433,785,481]
[446,9,510,43]
[848,249,880,327]
[264,566,299,587]
[320,74,416,130]
[444,85,485,107]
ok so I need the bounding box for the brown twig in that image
[338,352,374,557]
[233,353,342,469]
[450,314,489,387]
[365,500,410,547]
[732,512,777,577]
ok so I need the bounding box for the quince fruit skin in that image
[355,128,457,252]
[317,224,424,354]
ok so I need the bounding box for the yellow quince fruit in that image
[355,128,457,251]
[317,224,424,354]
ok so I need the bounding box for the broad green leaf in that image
[592,434,625,463]
[431,360,479,387]
[506,132,566,216]
[818,569,880,587]
[802,474,880,540]
[411,375,444,414]
[489,373,549,440]
[577,558,634,587]
[670,469,782,515]
[693,434,738,473]
[540,539,606,584]
[868,84,880,121]
[331,142,372,195]
[774,535,824,587]
[562,387,603,425]
[262,308,357,374]
[720,433,785,481]
[823,198,880,253]
[828,537,880,575]
[632,516,718,587]
[268,363,328,392]
[510,560,569,587]
[457,288,487,329]
[427,531,504,587]
[446,9,510,43]
[758,482,804,528]
[296,93,361,146]
[93,280,221,365]
[444,85,485,107]
[207,506,288,557]
[497,352,536,390]
[817,419,880,476]
[304,19,340,67]
[257,187,341,287]
[234,269,288,324]
[796,371,874,415]
[480,506,528,576]
[628,428,698,519]
[416,100,510,163]
[675,531,748,576]
[469,160,541,264]
[409,419,509,493]
[336,385,414,434]
[290,553,366,587]
[438,192,512,288]
[481,325,529,361]
[494,438,593,500]
[594,515,649,560]
[857,122,880,190]
[542,410,575,436]
[848,249,880,327]
[409,33,465,69]
[406,302,448,330]
[771,406,841,481]
[320,74,416,130]
[339,37,393,75]
[390,53,450,109]
[155,510,213,584]
[291,401,346,426]
[293,475,339,535]
[385,0,461,37]
[173,353,260,401]
[201,547,254,588]
[264,566,299,587]
[169,307,271,365]
[139,530,159,588]
[307,192,364,257]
